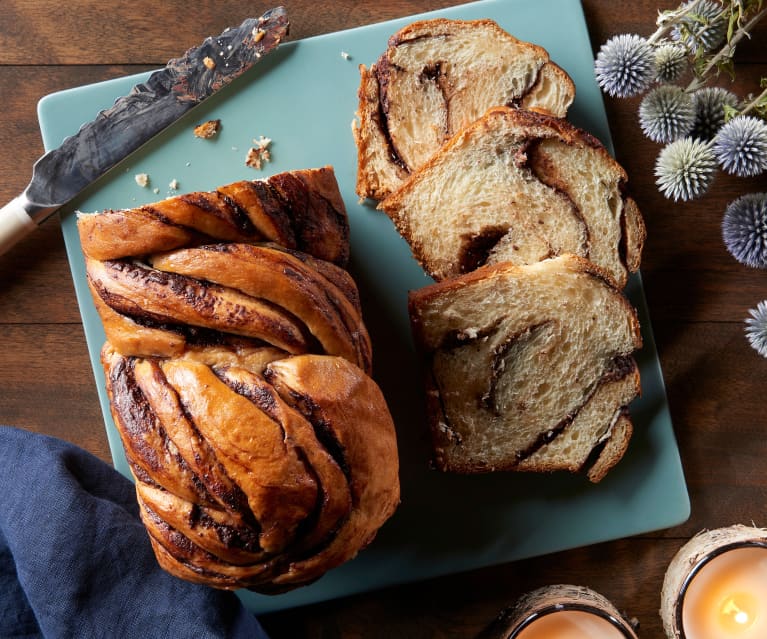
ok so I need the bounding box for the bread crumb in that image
[193,119,221,139]
[341,51,351,60]
[253,28,265,42]
[153,187,160,194]
[134,173,149,188]
[169,179,179,190]
[203,56,216,70]
[245,135,272,170]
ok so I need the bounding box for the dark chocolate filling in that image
[458,226,511,274]
[91,259,321,354]
[374,56,410,173]
[431,317,637,467]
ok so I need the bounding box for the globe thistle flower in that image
[654,43,688,83]
[722,193,767,268]
[655,137,717,201]
[745,300,767,358]
[595,34,655,98]
[672,0,728,53]
[639,86,695,143]
[713,116,767,177]
[690,87,740,140]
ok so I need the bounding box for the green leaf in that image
[727,11,737,42]
[723,103,739,122]
[717,56,737,81]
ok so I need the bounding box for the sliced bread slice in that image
[353,18,575,200]
[380,107,645,289]
[408,255,642,481]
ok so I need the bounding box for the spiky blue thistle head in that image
[745,300,767,357]
[654,44,688,83]
[639,86,695,143]
[595,34,655,98]
[722,193,767,268]
[690,87,740,141]
[672,0,728,53]
[655,137,717,201]
[713,116,767,177]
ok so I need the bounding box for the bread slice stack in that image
[353,18,575,200]
[354,19,645,482]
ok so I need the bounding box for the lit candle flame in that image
[720,593,758,632]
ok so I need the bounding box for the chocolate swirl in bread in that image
[379,107,645,289]
[408,255,642,483]
[353,18,576,200]
[79,167,400,592]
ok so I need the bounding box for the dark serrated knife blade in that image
[0,6,288,255]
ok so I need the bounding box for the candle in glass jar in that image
[477,585,638,639]
[512,608,631,638]
[660,525,767,639]
[681,546,767,639]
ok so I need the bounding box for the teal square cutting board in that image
[37,0,689,614]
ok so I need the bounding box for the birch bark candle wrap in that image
[478,584,639,638]
[660,525,767,639]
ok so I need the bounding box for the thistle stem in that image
[648,3,699,44]
[686,6,767,92]
[740,86,767,117]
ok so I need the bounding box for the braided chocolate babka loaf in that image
[78,167,400,592]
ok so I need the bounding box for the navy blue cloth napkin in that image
[0,426,270,639]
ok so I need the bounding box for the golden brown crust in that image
[262,355,400,587]
[86,255,316,355]
[148,244,372,372]
[586,413,634,483]
[82,171,400,593]
[622,196,647,274]
[387,17,543,50]
[78,166,350,267]
[102,348,399,592]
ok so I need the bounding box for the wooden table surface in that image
[1,1,766,636]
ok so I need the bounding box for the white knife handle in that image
[0,196,38,256]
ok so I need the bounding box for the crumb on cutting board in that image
[194,119,221,139]
[245,135,272,170]
[134,173,149,188]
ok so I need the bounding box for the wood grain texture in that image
[1,1,766,637]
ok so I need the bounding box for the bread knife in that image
[0,6,289,255]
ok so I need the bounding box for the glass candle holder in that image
[478,584,639,638]
[660,524,767,639]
